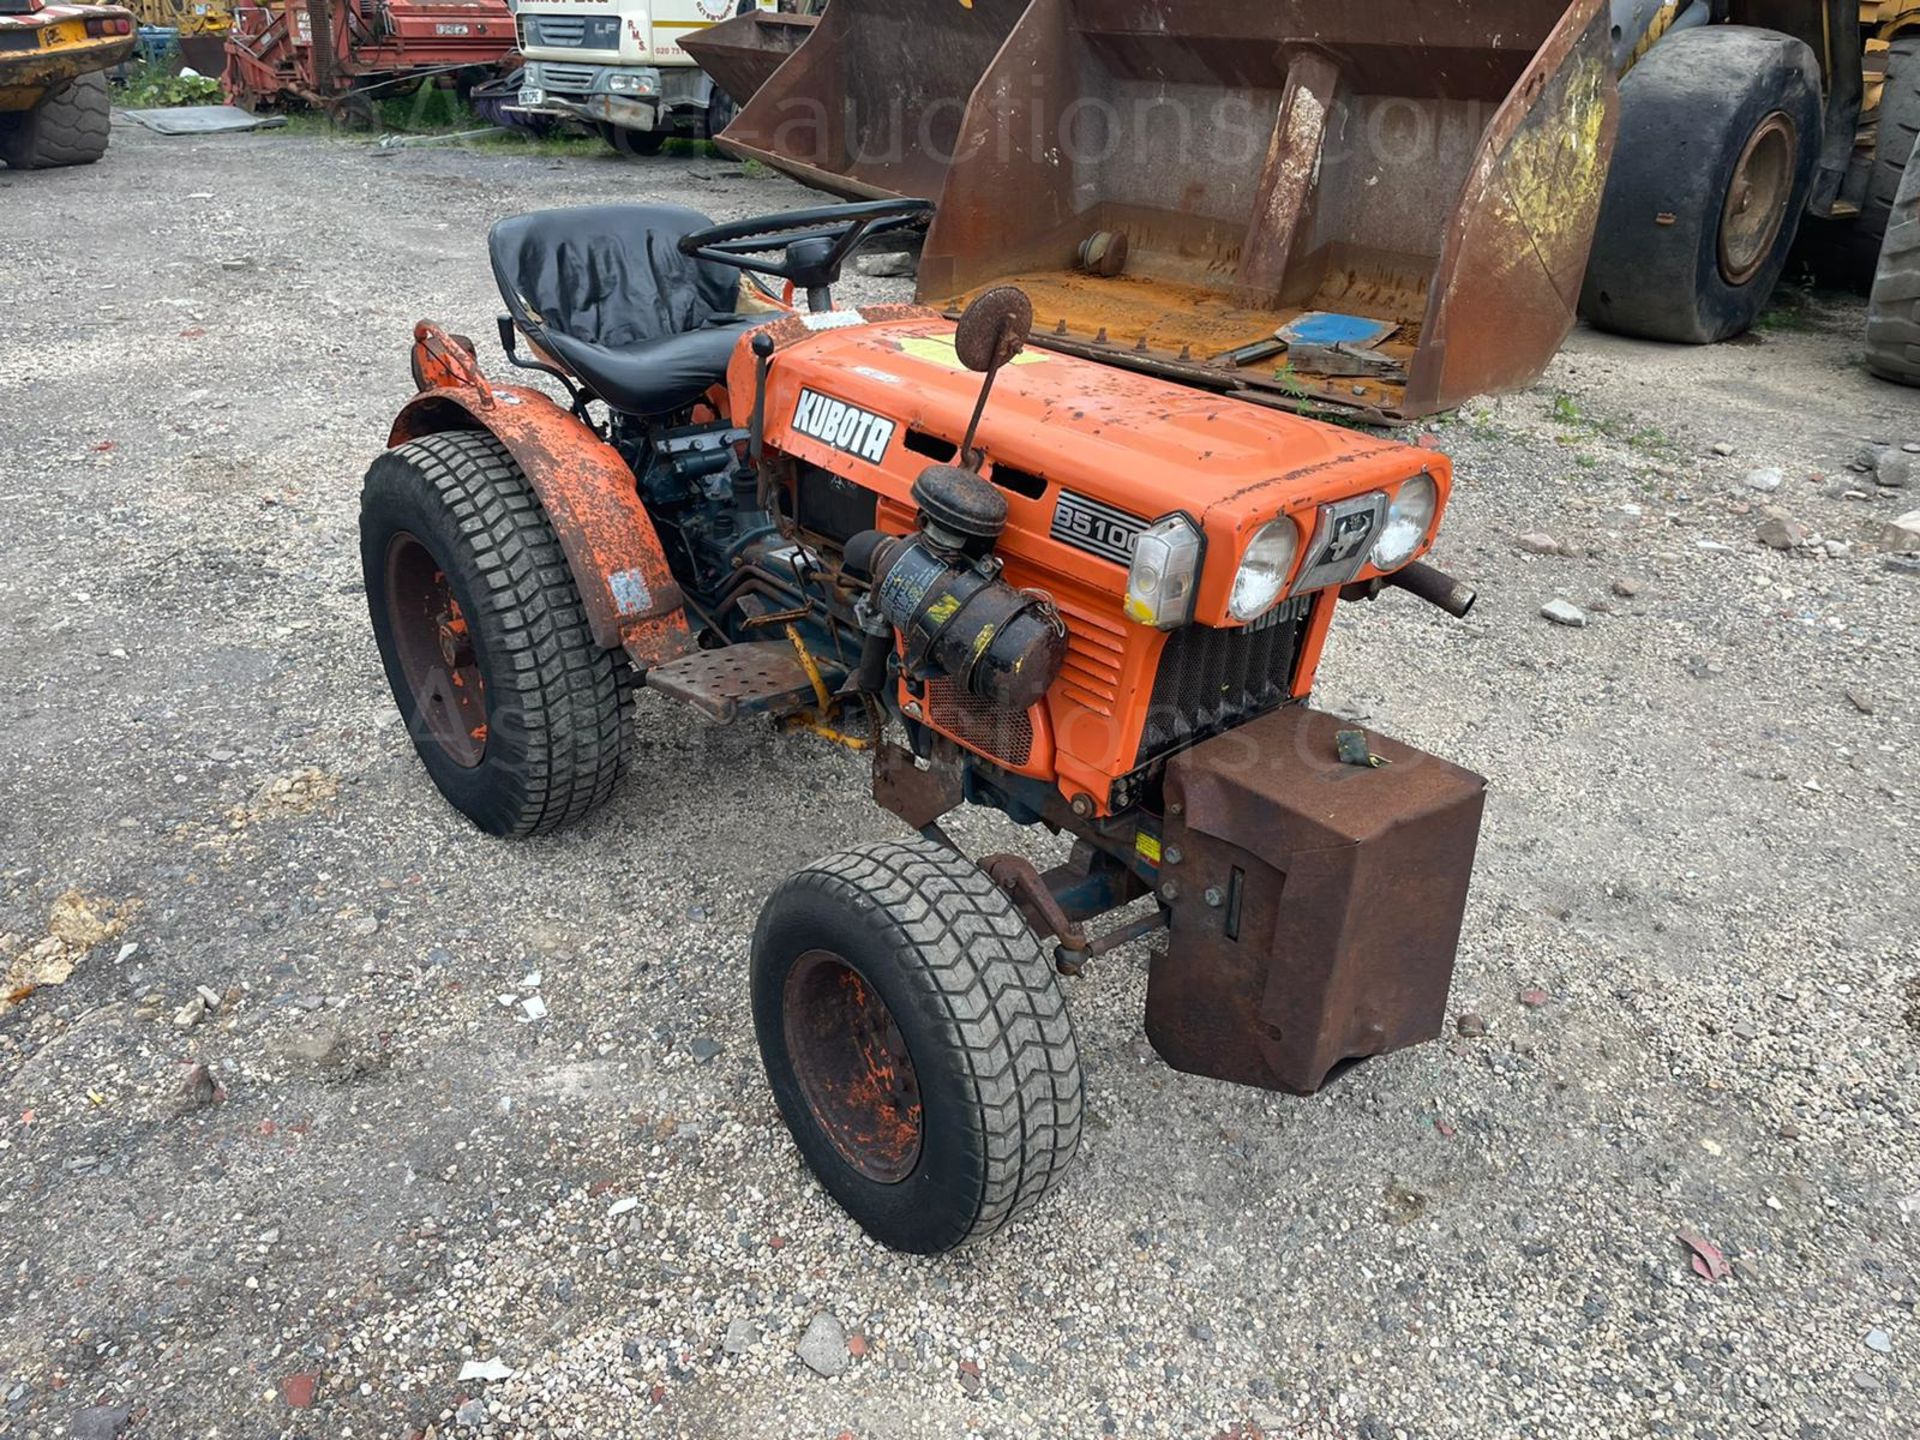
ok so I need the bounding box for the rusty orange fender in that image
[388,371,694,671]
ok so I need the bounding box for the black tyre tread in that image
[1,71,110,170]
[366,429,628,834]
[786,838,1083,1244]
[1867,133,1920,386]
[597,122,668,156]
[1859,39,1920,253]
[1580,27,1821,343]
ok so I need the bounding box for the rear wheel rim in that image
[1719,112,1796,286]
[384,532,488,768]
[782,950,924,1184]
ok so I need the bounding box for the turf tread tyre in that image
[1580,27,1822,344]
[753,838,1083,1253]
[0,72,111,170]
[360,429,629,836]
[1866,133,1920,386]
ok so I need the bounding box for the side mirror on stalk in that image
[951,286,1033,469]
[953,285,1032,373]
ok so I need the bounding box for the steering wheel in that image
[679,198,935,310]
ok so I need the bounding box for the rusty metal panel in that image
[1146,704,1486,1095]
[389,382,694,669]
[908,0,1612,420]
[680,8,819,112]
[715,0,1029,200]
[1408,0,1617,414]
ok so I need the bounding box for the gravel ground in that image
[1,121,1917,1440]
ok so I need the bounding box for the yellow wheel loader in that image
[0,0,136,170]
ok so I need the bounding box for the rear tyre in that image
[752,839,1084,1254]
[0,72,111,170]
[1867,133,1920,387]
[1580,27,1822,344]
[360,429,631,837]
[596,122,668,157]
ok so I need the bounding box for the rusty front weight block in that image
[1146,705,1487,1096]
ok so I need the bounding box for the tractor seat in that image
[488,204,763,416]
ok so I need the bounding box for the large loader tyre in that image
[752,839,1084,1254]
[1866,134,1920,387]
[1850,38,1920,281]
[1580,28,1823,344]
[0,72,111,170]
[360,430,631,837]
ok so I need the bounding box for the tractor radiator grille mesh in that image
[1134,598,1313,766]
[925,679,1035,767]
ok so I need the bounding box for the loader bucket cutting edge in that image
[731,0,1617,422]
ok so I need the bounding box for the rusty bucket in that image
[726,0,1620,420]
[919,0,1620,420]
[680,7,822,110]
[715,0,1030,200]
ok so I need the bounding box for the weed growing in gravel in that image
[1547,391,1679,459]
[115,62,220,109]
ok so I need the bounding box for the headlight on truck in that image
[1228,518,1300,623]
[1125,515,1203,630]
[1369,474,1438,572]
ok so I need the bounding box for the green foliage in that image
[377,85,473,133]
[115,62,221,110]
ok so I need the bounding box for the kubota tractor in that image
[360,199,1488,1253]
[0,0,135,170]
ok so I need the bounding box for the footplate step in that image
[644,642,841,723]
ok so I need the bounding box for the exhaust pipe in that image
[1387,562,1476,619]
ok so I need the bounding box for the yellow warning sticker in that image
[1134,831,1162,866]
[896,334,1047,371]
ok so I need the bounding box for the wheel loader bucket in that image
[680,8,821,110]
[915,0,1619,421]
[715,0,1030,200]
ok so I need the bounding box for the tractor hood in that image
[732,306,1451,627]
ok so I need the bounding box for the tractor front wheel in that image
[752,839,1084,1254]
[1580,27,1822,344]
[0,72,111,170]
[360,430,631,836]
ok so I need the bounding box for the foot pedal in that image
[644,642,840,723]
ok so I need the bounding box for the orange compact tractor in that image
[361,200,1488,1252]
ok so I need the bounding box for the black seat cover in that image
[488,204,761,415]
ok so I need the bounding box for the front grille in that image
[926,679,1035,766]
[529,15,587,45]
[1134,597,1312,765]
[535,62,598,95]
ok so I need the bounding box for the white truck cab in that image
[513,0,771,152]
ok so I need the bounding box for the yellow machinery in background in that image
[122,0,230,75]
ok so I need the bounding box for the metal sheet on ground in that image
[118,104,288,135]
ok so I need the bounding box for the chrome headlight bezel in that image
[1124,513,1205,630]
[1369,473,1439,573]
[1228,517,1302,623]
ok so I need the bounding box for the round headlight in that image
[1370,474,1438,572]
[1229,518,1300,622]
